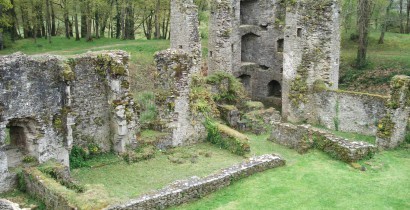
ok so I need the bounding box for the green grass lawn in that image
[71,142,245,202]
[174,135,410,210]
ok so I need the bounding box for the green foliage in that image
[5,127,10,145]
[69,146,90,169]
[136,91,157,125]
[205,71,248,105]
[22,155,36,163]
[204,119,250,156]
[189,74,219,118]
[17,170,26,192]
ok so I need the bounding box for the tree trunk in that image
[407,0,410,33]
[95,12,100,38]
[64,0,70,39]
[51,3,56,36]
[75,13,80,41]
[154,0,161,39]
[8,0,20,41]
[356,0,371,68]
[124,1,135,39]
[378,0,394,44]
[45,0,52,43]
[85,1,93,42]
[400,0,404,33]
[115,0,121,39]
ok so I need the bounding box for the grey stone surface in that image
[270,122,376,162]
[0,51,138,192]
[105,154,285,210]
[154,49,206,147]
[0,199,22,210]
[208,0,284,106]
[310,90,388,136]
[282,0,341,122]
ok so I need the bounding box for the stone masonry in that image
[209,0,285,107]
[0,51,137,193]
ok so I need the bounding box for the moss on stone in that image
[62,64,75,81]
[377,115,395,139]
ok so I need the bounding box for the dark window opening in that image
[231,44,234,53]
[238,74,251,92]
[268,80,281,97]
[241,33,259,63]
[209,51,213,58]
[8,126,27,148]
[280,68,283,73]
[179,45,183,49]
[297,28,302,37]
[260,25,268,30]
[277,39,284,52]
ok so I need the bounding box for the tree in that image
[356,0,372,68]
[0,0,12,50]
[378,0,394,44]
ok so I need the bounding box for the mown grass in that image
[174,135,410,210]
[71,142,245,202]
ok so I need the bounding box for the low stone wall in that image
[311,90,388,136]
[22,168,77,210]
[105,154,285,210]
[269,122,376,162]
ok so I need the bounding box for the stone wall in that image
[68,51,137,152]
[377,75,410,149]
[282,0,341,122]
[270,122,376,162]
[0,53,70,193]
[22,167,77,210]
[171,0,201,72]
[0,51,137,193]
[208,0,284,106]
[310,90,388,136]
[154,49,205,146]
[105,154,285,210]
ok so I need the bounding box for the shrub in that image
[122,145,156,163]
[135,91,157,125]
[69,146,90,169]
[206,72,248,105]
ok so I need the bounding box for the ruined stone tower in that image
[208,0,340,112]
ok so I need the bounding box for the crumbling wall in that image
[209,0,284,107]
[310,90,388,135]
[171,0,201,71]
[0,53,70,193]
[0,51,137,193]
[282,0,340,122]
[208,0,240,75]
[269,122,376,162]
[377,75,410,149]
[154,49,205,146]
[68,51,137,153]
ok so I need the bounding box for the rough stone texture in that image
[218,104,240,127]
[155,49,205,146]
[0,199,23,210]
[0,51,137,193]
[0,53,69,193]
[310,90,388,136]
[270,122,376,162]
[171,0,201,72]
[22,167,77,210]
[105,154,285,210]
[282,0,341,122]
[208,0,284,106]
[239,107,282,134]
[69,51,137,153]
[377,75,410,149]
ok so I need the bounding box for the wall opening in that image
[238,74,251,92]
[209,51,213,58]
[241,33,259,63]
[268,80,281,97]
[5,118,39,168]
[240,0,258,25]
[297,28,302,37]
[277,39,284,52]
